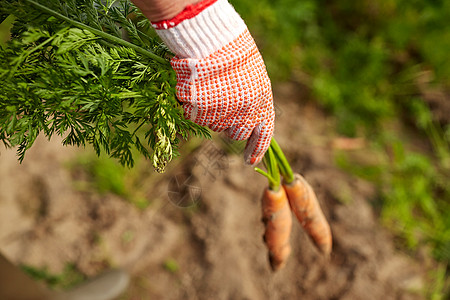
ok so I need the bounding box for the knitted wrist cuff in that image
[152,0,247,59]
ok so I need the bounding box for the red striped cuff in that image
[151,0,218,30]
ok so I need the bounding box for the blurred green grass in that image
[69,151,154,210]
[21,263,85,289]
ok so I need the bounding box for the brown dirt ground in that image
[0,83,427,300]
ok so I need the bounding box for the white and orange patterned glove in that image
[152,0,275,165]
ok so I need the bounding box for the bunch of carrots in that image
[256,139,332,271]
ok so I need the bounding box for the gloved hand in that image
[152,0,275,165]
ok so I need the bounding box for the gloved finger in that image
[243,119,274,166]
[181,102,200,123]
[224,124,254,141]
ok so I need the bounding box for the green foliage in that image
[0,0,209,172]
[335,137,450,279]
[75,153,128,196]
[231,0,319,80]
[381,142,450,261]
[163,258,179,273]
[21,263,85,289]
[71,151,153,209]
[429,263,450,300]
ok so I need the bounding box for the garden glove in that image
[152,0,275,165]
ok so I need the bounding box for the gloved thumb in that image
[243,120,274,166]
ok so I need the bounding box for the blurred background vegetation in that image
[1,0,449,297]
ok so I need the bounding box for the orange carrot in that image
[261,187,292,271]
[283,174,332,256]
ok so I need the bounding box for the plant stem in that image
[260,146,281,191]
[254,167,277,189]
[8,29,58,79]
[270,138,294,184]
[254,139,294,188]
[25,0,170,66]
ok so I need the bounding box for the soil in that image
[0,83,427,300]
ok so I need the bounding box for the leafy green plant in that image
[0,0,209,172]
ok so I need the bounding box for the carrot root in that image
[283,174,332,256]
[261,187,292,271]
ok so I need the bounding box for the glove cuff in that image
[152,0,247,59]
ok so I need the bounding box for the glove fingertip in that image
[243,122,273,166]
[244,147,265,166]
[247,155,263,166]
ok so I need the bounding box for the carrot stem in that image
[270,139,295,184]
[258,146,280,191]
[255,138,293,188]
[254,167,277,189]
[267,147,281,188]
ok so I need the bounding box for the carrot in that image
[283,173,332,256]
[256,146,292,271]
[261,186,292,271]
